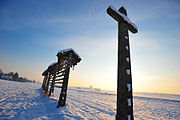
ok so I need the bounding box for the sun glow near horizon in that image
[0,0,180,95]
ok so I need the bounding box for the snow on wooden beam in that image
[57,48,82,60]
[107,6,138,34]
[48,62,58,68]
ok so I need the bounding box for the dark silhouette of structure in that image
[42,48,81,107]
[107,6,138,120]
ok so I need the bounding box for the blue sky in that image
[0,0,180,94]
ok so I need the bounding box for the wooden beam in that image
[107,6,138,34]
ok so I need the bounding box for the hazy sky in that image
[0,0,180,94]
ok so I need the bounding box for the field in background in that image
[0,79,179,120]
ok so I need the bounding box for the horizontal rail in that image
[57,70,66,74]
[55,85,62,88]
[55,78,64,81]
[56,82,63,84]
[56,74,64,78]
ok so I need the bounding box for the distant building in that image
[1,75,13,80]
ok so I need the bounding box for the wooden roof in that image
[57,48,81,66]
[42,49,81,76]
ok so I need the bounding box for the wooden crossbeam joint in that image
[107,6,138,34]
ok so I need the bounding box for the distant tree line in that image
[0,69,36,83]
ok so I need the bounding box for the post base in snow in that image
[56,103,66,108]
[44,92,49,96]
[116,114,134,120]
[116,114,120,120]
[49,93,54,97]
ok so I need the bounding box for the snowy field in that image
[0,79,179,120]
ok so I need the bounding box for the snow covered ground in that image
[0,79,179,120]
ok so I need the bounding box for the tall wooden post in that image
[42,75,47,90]
[45,72,51,93]
[107,6,138,120]
[57,53,72,107]
[48,72,56,96]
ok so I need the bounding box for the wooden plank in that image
[55,78,64,81]
[54,85,62,88]
[57,70,65,74]
[56,74,64,78]
[56,82,63,84]
[107,6,138,34]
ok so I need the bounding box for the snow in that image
[127,83,131,91]
[126,57,130,62]
[0,79,180,120]
[125,46,129,50]
[57,48,81,60]
[128,115,131,120]
[125,36,129,39]
[126,69,130,75]
[109,6,138,32]
[48,62,57,67]
[127,98,131,106]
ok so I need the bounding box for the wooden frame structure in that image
[107,6,138,120]
[42,48,81,107]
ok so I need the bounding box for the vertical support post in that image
[116,8,134,120]
[57,53,72,107]
[48,72,56,96]
[42,75,47,90]
[45,72,51,93]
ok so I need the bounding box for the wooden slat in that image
[56,82,63,84]
[57,70,65,74]
[55,78,64,81]
[54,85,62,88]
[56,74,64,78]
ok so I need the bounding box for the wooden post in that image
[45,72,51,93]
[42,75,47,90]
[57,53,72,107]
[107,6,138,120]
[48,72,56,96]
